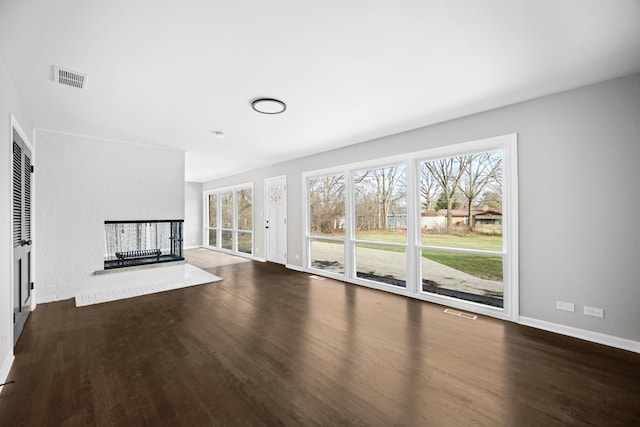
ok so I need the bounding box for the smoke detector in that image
[53,66,87,89]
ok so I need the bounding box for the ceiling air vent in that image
[53,66,87,89]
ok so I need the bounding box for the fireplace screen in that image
[104,220,184,269]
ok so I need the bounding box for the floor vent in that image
[444,308,477,320]
[309,275,326,280]
[53,66,87,89]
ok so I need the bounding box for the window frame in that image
[204,182,254,257]
[235,187,253,255]
[303,134,518,321]
[305,172,348,280]
[352,162,409,288]
[220,190,234,251]
[206,193,219,248]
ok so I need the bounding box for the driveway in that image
[310,241,503,297]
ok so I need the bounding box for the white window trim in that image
[302,134,518,321]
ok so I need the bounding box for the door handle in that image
[21,240,32,246]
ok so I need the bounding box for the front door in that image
[12,128,33,345]
[265,176,287,264]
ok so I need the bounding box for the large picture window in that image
[308,174,345,275]
[304,135,517,320]
[420,151,504,307]
[221,191,234,250]
[354,165,407,287]
[205,184,253,256]
[236,188,253,254]
[208,194,217,247]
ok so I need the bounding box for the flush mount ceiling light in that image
[251,98,286,114]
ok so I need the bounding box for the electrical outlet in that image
[556,301,575,312]
[584,306,604,318]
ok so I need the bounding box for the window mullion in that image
[204,193,209,246]
[406,158,419,295]
[216,193,221,249]
[233,190,237,253]
[504,136,519,320]
[344,168,354,280]
[303,177,309,269]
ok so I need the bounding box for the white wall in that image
[184,182,203,248]
[34,130,185,303]
[203,73,640,346]
[0,57,33,386]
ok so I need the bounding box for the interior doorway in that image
[11,121,34,346]
[264,175,287,264]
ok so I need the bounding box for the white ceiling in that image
[1,0,640,182]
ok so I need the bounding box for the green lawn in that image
[355,230,502,251]
[238,234,252,254]
[421,250,503,281]
[421,233,502,252]
[340,231,504,280]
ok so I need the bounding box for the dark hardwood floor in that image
[1,260,639,426]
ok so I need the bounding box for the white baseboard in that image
[195,246,262,262]
[184,245,202,250]
[0,350,14,394]
[519,316,640,354]
[285,264,306,273]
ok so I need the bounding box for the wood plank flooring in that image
[1,260,639,426]
[183,248,251,269]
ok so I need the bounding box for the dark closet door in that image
[13,129,33,345]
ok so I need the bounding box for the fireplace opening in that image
[104,220,184,270]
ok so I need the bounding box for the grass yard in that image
[421,250,503,281]
[355,230,502,251]
[421,232,502,252]
[349,230,504,280]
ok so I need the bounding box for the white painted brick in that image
[34,130,185,303]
